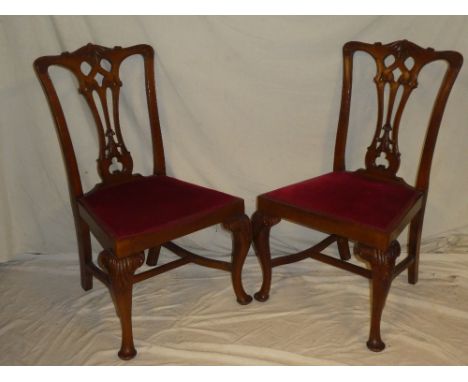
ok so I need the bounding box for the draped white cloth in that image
[0,234,467,365]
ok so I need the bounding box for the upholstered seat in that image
[259,172,423,231]
[79,175,242,240]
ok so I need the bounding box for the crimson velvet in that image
[79,175,242,240]
[260,172,423,232]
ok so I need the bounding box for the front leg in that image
[251,211,281,302]
[98,250,144,360]
[223,214,253,305]
[355,241,400,351]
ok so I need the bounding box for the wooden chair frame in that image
[252,40,463,351]
[34,43,252,360]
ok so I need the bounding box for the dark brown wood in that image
[254,40,463,351]
[271,235,337,267]
[308,250,372,279]
[337,237,351,261]
[98,250,145,360]
[163,242,232,271]
[355,241,400,351]
[133,257,191,284]
[407,206,426,284]
[146,246,161,266]
[223,214,254,305]
[33,43,253,360]
[252,211,281,302]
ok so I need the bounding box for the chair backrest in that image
[34,43,166,198]
[333,40,463,191]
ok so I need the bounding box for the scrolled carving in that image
[222,214,253,305]
[354,241,401,274]
[98,251,144,292]
[364,40,434,178]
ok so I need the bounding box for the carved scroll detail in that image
[355,240,401,271]
[98,250,144,292]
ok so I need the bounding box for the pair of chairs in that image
[34,40,462,360]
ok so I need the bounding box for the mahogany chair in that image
[252,40,462,351]
[34,43,252,360]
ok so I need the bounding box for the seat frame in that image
[252,40,462,351]
[34,43,252,360]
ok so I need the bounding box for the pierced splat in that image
[65,44,133,183]
[362,40,434,178]
[50,43,132,183]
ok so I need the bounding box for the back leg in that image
[337,237,351,260]
[146,246,161,266]
[75,217,93,291]
[408,209,425,284]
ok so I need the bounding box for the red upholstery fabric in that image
[79,175,241,239]
[262,171,422,231]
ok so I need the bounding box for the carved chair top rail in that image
[333,39,463,191]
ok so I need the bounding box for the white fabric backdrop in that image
[0,16,467,263]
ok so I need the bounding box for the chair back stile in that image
[333,40,463,191]
[33,43,166,200]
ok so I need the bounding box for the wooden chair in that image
[34,43,252,360]
[252,40,462,351]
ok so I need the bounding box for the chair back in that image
[333,40,463,191]
[34,43,166,198]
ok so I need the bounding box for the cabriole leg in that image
[355,241,400,351]
[251,211,280,302]
[223,214,253,305]
[98,250,144,360]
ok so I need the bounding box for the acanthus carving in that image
[354,240,401,277]
[98,250,144,292]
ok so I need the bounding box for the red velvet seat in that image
[260,171,423,232]
[79,175,242,240]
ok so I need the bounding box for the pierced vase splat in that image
[362,40,435,178]
[66,44,133,182]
